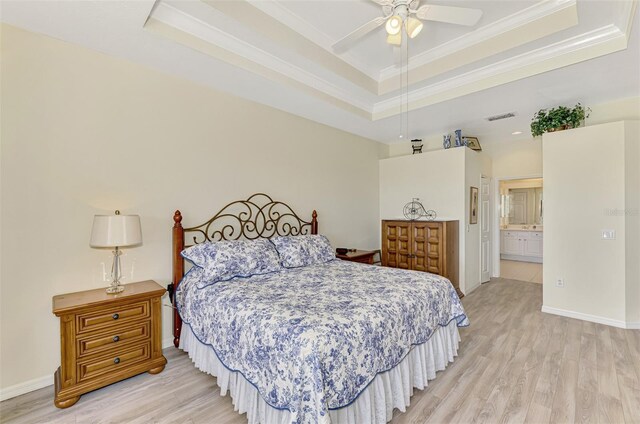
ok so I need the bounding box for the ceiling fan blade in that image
[332,16,387,53]
[415,4,482,26]
[370,0,393,5]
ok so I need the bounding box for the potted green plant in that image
[530,103,590,137]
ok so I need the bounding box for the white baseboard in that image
[1,339,177,402]
[464,282,481,296]
[162,337,175,349]
[541,305,638,329]
[500,254,543,263]
[0,375,52,402]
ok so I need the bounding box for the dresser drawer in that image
[77,342,151,383]
[77,321,150,358]
[76,301,150,334]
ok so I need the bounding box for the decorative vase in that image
[443,134,451,149]
[454,129,463,147]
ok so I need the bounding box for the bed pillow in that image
[271,235,335,268]
[181,239,282,288]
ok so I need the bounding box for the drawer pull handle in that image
[113,335,120,342]
[114,357,120,364]
[112,313,119,320]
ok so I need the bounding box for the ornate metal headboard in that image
[170,193,318,347]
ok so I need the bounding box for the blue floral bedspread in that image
[176,260,468,424]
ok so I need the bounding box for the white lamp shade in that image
[385,15,402,35]
[90,214,142,248]
[405,17,423,39]
[387,32,402,46]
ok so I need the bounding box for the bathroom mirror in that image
[501,187,543,225]
[499,178,543,228]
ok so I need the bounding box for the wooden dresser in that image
[381,220,462,297]
[52,280,167,408]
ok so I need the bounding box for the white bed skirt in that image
[179,321,460,424]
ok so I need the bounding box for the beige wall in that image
[0,25,383,396]
[379,148,490,294]
[542,121,639,327]
[625,122,640,323]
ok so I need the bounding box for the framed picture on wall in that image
[464,137,482,151]
[470,186,479,224]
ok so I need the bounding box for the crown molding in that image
[151,2,373,114]
[246,0,381,81]
[619,0,638,39]
[150,0,635,122]
[378,0,577,81]
[372,25,627,119]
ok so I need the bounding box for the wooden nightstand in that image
[336,250,376,264]
[52,280,167,408]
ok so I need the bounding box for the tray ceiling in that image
[1,0,638,143]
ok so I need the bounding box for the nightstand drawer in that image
[77,321,150,358]
[77,342,151,383]
[76,301,150,334]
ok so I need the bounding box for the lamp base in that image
[106,284,125,294]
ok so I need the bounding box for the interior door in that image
[481,176,491,283]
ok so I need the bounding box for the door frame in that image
[492,173,543,278]
[480,175,491,283]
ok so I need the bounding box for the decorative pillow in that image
[270,235,335,268]
[181,239,282,288]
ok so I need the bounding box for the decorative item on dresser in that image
[336,249,376,264]
[381,220,462,297]
[52,280,167,408]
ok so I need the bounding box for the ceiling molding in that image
[148,0,637,122]
[200,0,379,94]
[378,0,578,81]
[150,2,373,114]
[245,0,380,81]
[372,25,627,119]
[377,0,579,94]
[620,0,638,38]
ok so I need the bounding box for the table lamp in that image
[90,210,142,294]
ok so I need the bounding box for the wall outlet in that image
[555,278,565,288]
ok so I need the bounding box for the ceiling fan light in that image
[405,17,423,38]
[385,15,402,35]
[387,32,402,46]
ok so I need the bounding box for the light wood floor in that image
[2,278,639,424]
[500,260,543,284]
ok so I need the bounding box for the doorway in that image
[492,176,543,283]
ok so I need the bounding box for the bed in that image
[170,193,468,424]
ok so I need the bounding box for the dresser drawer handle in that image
[112,335,120,342]
[112,313,119,320]
[114,357,120,364]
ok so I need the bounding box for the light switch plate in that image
[602,229,616,240]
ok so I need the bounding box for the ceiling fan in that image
[332,0,483,53]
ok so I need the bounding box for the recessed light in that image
[399,135,404,139]
[512,131,523,135]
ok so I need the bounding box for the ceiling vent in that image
[486,112,516,122]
